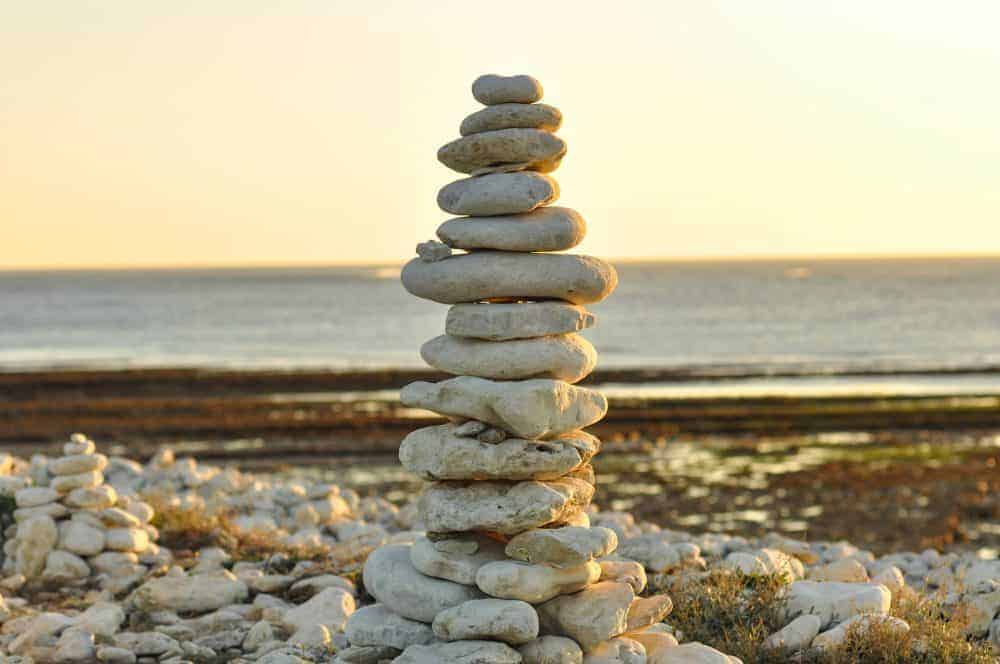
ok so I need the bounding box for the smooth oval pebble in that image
[461,103,562,136]
[438,128,566,175]
[438,172,558,216]
[421,333,597,383]
[438,207,585,253]
[401,252,617,305]
[473,74,543,105]
[447,302,595,341]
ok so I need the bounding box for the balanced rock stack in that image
[344,75,674,663]
[1,434,159,590]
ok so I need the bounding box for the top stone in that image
[473,74,543,105]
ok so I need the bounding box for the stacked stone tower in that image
[344,75,673,662]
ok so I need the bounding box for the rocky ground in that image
[1,437,998,663]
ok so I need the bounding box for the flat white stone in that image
[781,581,891,629]
[439,128,566,175]
[537,581,634,651]
[131,570,249,613]
[447,301,594,341]
[584,637,646,663]
[432,598,539,645]
[476,560,601,604]
[104,527,149,553]
[461,103,562,136]
[49,453,108,476]
[402,251,617,305]
[13,502,69,522]
[51,470,103,493]
[401,424,598,481]
[473,74,543,105]
[420,478,594,536]
[439,207,585,254]
[647,642,740,662]
[363,544,485,623]
[506,526,617,568]
[400,377,607,439]
[421,333,597,384]
[345,604,436,650]
[438,172,558,216]
[63,485,117,510]
[410,534,509,585]
[282,587,356,634]
[625,595,673,633]
[396,640,522,664]
[519,635,584,663]
[762,614,821,652]
[14,487,59,508]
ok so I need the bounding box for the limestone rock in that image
[812,613,909,650]
[761,614,821,652]
[447,301,594,341]
[345,604,436,650]
[63,485,117,510]
[14,487,59,508]
[410,534,508,585]
[616,536,703,573]
[131,570,249,613]
[647,642,740,662]
[416,240,452,262]
[628,632,678,661]
[439,128,566,175]
[420,478,595,535]
[461,103,562,136]
[506,526,617,568]
[401,424,598,481]
[477,560,601,603]
[599,560,648,594]
[519,635,584,663]
[401,377,607,439]
[626,595,673,632]
[782,581,891,629]
[54,627,96,664]
[363,544,485,622]
[433,598,539,645]
[96,647,137,664]
[438,172,558,216]
[49,453,108,476]
[282,587,356,634]
[421,333,597,383]
[396,640,523,663]
[42,550,90,580]
[584,637,647,663]
[402,251,617,305]
[104,528,149,552]
[537,581,634,651]
[473,74,544,105]
[51,470,103,493]
[15,515,58,578]
[808,557,869,583]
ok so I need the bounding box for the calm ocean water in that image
[1,258,998,375]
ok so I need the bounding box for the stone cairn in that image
[343,75,675,663]
[1,434,159,591]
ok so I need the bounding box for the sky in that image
[2,1,999,269]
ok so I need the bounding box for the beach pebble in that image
[396,640,523,664]
[401,376,607,439]
[345,604,436,650]
[762,614,821,652]
[104,527,150,552]
[518,635,584,663]
[15,515,58,578]
[66,434,96,455]
[14,502,69,522]
[506,526,617,568]
[410,534,508,585]
[131,570,249,613]
[537,581,634,651]
[438,172,558,216]
[626,594,674,632]
[808,557,869,583]
[432,598,539,645]
[63,484,117,510]
[14,487,59,508]
[447,301,594,341]
[421,333,597,383]
[473,74,544,105]
[438,206,585,254]
[461,102,562,136]
[812,613,909,650]
[282,587,356,634]
[420,478,594,535]
[403,251,616,305]
[400,424,596,481]
[415,240,452,263]
[477,560,602,604]
[362,544,485,623]
[49,453,108,476]
[438,128,566,175]
[51,470,103,493]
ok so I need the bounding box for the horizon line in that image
[2,251,1000,273]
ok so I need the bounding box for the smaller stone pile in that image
[1,434,161,591]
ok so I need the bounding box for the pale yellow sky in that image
[2,1,999,269]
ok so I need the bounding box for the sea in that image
[2,257,999,395]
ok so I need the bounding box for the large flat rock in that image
[447,302,594,341]
[438,207,586,253]
[400,377,607,439]
[537,581,634,651]
[363,544,485,623]
[421,334,597,383]
[781,580,891,630]
[402,251,617,305]
[420,478,595,536]
[438,172,558,216]
[410,534,509,585]
[345,604,436,650]
[438,128,566,175]
[506,526,618,568]
[400,424,598,481]
[476,560,602,604]
[131,570,248,613]
[396,640,523,663]
[432,598,539,645]
[461,103,562,136]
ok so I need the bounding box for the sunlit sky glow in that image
[2,1,999,268]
